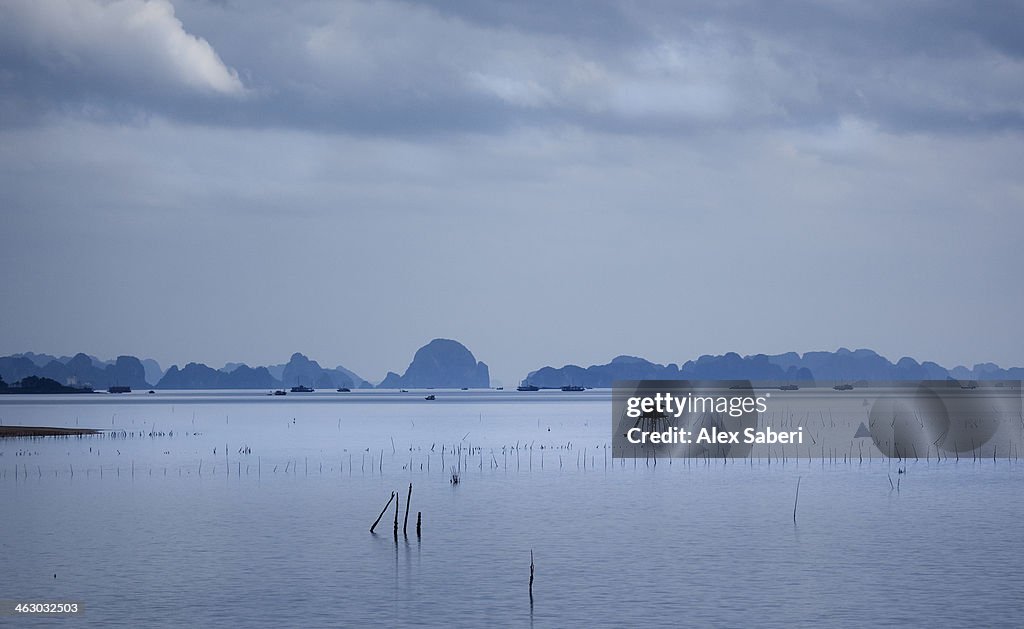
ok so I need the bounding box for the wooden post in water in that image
[416,512,421,537]
[403,483,412,536]
[393,488,399,538]
[793,477,801,523]
[370,492,396,533]
[529,549,535,601]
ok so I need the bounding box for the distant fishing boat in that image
[107,385,131,394]
[460,387,469,391]
[425,394,436,400]
[337,387,351,392]
[495,387,504,390]
[272,390,287,396]
[779,384,800,391]
[290,385,314,393]
[517,383,539,392]
[561,385,584,392]
[833,383,854,391]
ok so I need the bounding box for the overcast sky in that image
[1,0,1022,385]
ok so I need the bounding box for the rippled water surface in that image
[2,390,1022,627]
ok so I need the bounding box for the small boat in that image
[495,387,504,390]
[460,387,469,391]
[147,390,155,394]
[337,387,351,392]
[425,394,436,400]
[107,385,131,394]
[272,390,287,396]
[290,385,314,393]
[833,384,854,391]
[517,383,539,392]
[779,384,799,391]
[561,385,585,392]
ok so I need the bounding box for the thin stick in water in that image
[403,483,412,536]
[793,476,801,523]
[370,492,396,533]
[393,488,399,537]
[529,549,535,600]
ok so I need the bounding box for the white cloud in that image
[2,0,244,96]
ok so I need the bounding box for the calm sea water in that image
[2,390,1022,627]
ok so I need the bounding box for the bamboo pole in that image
[403,483,412,536]
[529,550,535,600]
[370,492,396,533]
[793,477,801,523]
[393,488,399,537]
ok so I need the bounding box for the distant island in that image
[520,348,1024,388]
[3,344,1021,393]
[0,353,147,391]
[0,339,491,390]
[378,339,490,389]
[0,375,94,394]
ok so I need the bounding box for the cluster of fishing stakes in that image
[369,483,420,539]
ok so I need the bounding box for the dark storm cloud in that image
[2,0,1023,135]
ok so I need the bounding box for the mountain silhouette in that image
[378,339,490,389]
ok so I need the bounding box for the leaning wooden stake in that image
[403,483,412,536]
[416,512,421,537]
[370,491,396,533]
[793,477,801,523]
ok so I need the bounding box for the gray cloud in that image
[0,1,1022,384]
[2,0,1022,135]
